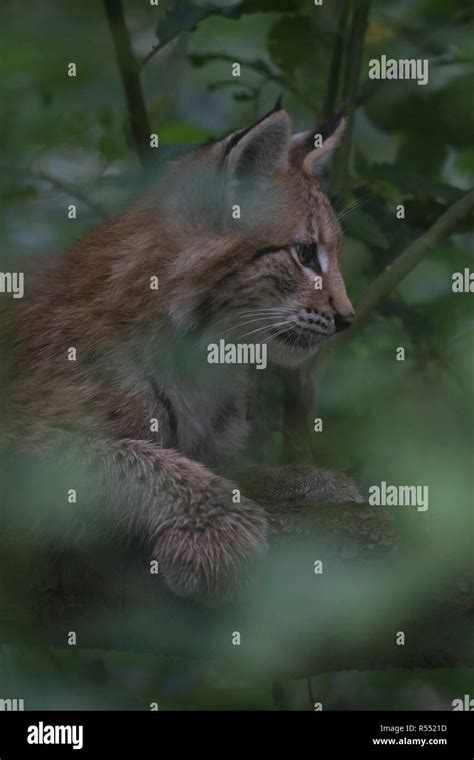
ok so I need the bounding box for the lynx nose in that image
[334,311,355,333]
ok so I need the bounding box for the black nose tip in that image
[334,312,355,333]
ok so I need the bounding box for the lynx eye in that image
[294,242,321,272]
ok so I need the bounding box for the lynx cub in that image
[4,105,360,603]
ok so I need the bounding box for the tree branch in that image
[189,52,319,113]
[280,365,315,463]
[309,188,474,403]
[1,499,471,679]
[103,0,153,171]
[138,1,245,71]
[354,187,474,330]
[139,39,175,72]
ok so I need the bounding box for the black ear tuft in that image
[224,109,292,180]
[223,98,285,158]
[316,101,347,143]
[290,102,347,175]
[272,93,284,113]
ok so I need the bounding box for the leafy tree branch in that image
[139,1,244,71]
[354,187,474,329]
[2,499,471,678]
[189,52,319,113]
[312,188,474,397]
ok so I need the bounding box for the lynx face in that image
[162,106,354,367]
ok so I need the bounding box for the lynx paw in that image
[153,479,268,604]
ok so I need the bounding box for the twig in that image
[139,38,176,72]
[311,188,474,397]
[138,1,245,71]
[354,187,474,329]
[280,364,314,463]
[103,0,153,171]
[189,52,319,113]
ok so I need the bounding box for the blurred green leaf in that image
[157,121,212,144]
[243,0,298,10]
[156,1,243,44]
[267,16,315,72]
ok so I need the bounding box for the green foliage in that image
[267,16,316,72]
[155,0,243,46]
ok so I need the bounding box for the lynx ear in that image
[290,104,346,176]
[224,107,292,180]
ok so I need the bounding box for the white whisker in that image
[208,314,288,342]
[262,324,296,346]
[337,192,376,222]
[236,319,295,341]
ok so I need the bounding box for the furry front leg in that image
[154,479,268,603]
[95,439,268,603]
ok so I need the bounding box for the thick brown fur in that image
[2,107,360,603]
